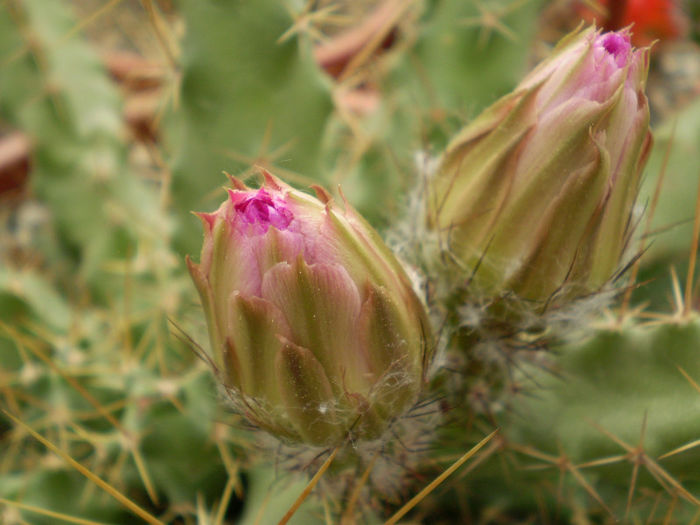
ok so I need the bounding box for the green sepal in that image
[585,95,652,287]
[358,284,423,412]
[478,98,614,293]
[508,136,609,301]
[262,257,370,395]
[228,293,290,401]
[186,255,224,367]
[275,338,343,447]
[205,219,239,364]
[432,83,542,250]
[222,337,243,390]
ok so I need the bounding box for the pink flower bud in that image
[428,27,652,305]
[187,172,432,446]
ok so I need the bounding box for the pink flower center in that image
[599,32,631,68]
[234,189,293,232]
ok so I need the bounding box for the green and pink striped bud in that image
[428,27,652,304]
[187,172,431,446]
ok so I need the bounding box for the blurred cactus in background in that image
[1,0,700,524]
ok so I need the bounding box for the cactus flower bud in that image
[428,27,652,305]
[187,172,431,446]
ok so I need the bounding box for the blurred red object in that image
[0,132,31,199]
[103,51,165,143]
[104,51,164,92]
[576,0,688,47]
[313,0,400,79]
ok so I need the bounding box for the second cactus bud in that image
[428,28,652,306]
[187,172,432,447]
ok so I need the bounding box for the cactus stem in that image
[340,450,380,524]
[2,409,165,525]
[279,446,340,525]
[458,0,530,47]
[659,438,700,460]
[683,170,700,315]
[677,365,700,394]
[213,475,237,525]
[0,497,109,525]
[670,266,685,314]
[511,441,616,517]
[577,454,628,469]
[590,419,700,507]
[140,0,178,67]
[385,429,499,525]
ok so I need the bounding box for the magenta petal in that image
[232,188,293,232]
[599,33,631,68]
